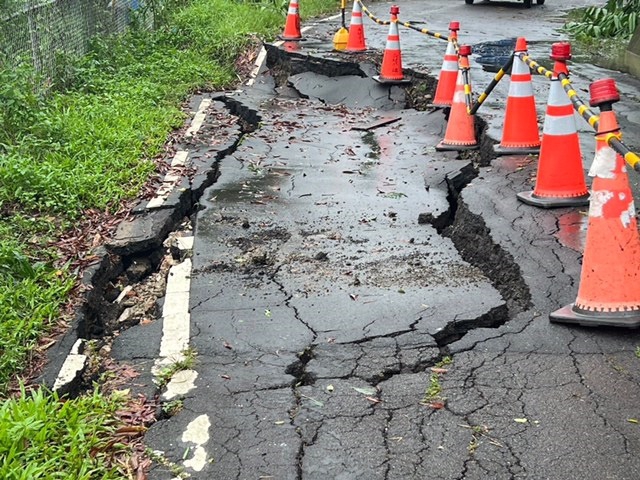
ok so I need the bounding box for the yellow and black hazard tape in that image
[516,52,599,129]
[608,135,640,173]
[461,68,473,111]
[515,52,639,170]
[357,0,390,25]
[557,73,600,130]
[468,54,514,115]
[397,20,450,42]
[356,0,451,42]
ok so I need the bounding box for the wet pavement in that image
[142,1,640,478]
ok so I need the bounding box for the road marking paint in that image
[53,339,87,393]
[185,98,212,137]
[153,255,192,375]
[163,369,198,401]
[147,150,190,209]
[182,414,211,472]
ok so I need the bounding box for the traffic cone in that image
[436,45,477,151]
[517,42,589,208]
[550,78,640,328]
[345,0,366,52]
[373,6,410,84]
[494,37,540,155]
[432,22,460,107]
[280,0,302,41]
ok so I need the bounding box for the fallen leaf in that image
[430,367,449,374]
[220,374,231,380]
[366,396,381,404]
[429,401,446,409]
[300,394,324,407]
[349,294,358,301]
[514,418,528,424]
[353,386,377,396]
[223,341,233,350]
[274,420,286,425]
[627,418,638,424]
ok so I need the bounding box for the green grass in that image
[0,387,125,479]
[0,241,73,391]
[1,0,337,476]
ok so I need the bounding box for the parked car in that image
[464,0,545,7]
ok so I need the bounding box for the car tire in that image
[465,0,474,4]
[524,0,532,7]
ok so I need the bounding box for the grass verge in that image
[0,387,125,479]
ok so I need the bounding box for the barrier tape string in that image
[356,0,390,25]
[398,20,450,42]
[514,52,639,171]
[468,54,513,115]
[356,0,451,41]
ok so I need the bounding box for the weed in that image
[435,356,453,368]
[468,437,480,454]
[421,372,443,404]
[163,399,184,416]
[0,240,73,391]
[147,448,190,479]
[460,423,503,454]
[635,346,640,359]
[155,348,197,386]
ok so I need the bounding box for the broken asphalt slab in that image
[144,39,640,480]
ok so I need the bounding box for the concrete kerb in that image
[40,95,253,394]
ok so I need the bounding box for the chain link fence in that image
[0,0,153,78]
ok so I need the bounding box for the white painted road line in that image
[181,414,211,472]
[146,150,190,209]
[53,338,87,393]
[185,98,212,137]
[153,256,192,374]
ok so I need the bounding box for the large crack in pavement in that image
[151,47,543,477]
[142,44,640,479]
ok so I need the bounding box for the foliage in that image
[0,387,125,479]
[0,241,73,391]
[564,0,639,39]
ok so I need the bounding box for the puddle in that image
[555,210,588,252]
[209,168,292,205]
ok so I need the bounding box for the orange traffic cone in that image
[517,42,589,208]
[494,37,540,155]
[436,45,478,151]
[550,78,640,328]
[432,21,460,107]
[345,0,366,52]
[280,0,302,41]
[373,5,409,84]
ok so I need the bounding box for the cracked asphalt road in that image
[143,1,640,478]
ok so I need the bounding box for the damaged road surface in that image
[143,45,640,479]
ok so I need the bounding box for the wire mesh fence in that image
[0,0,152,78]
